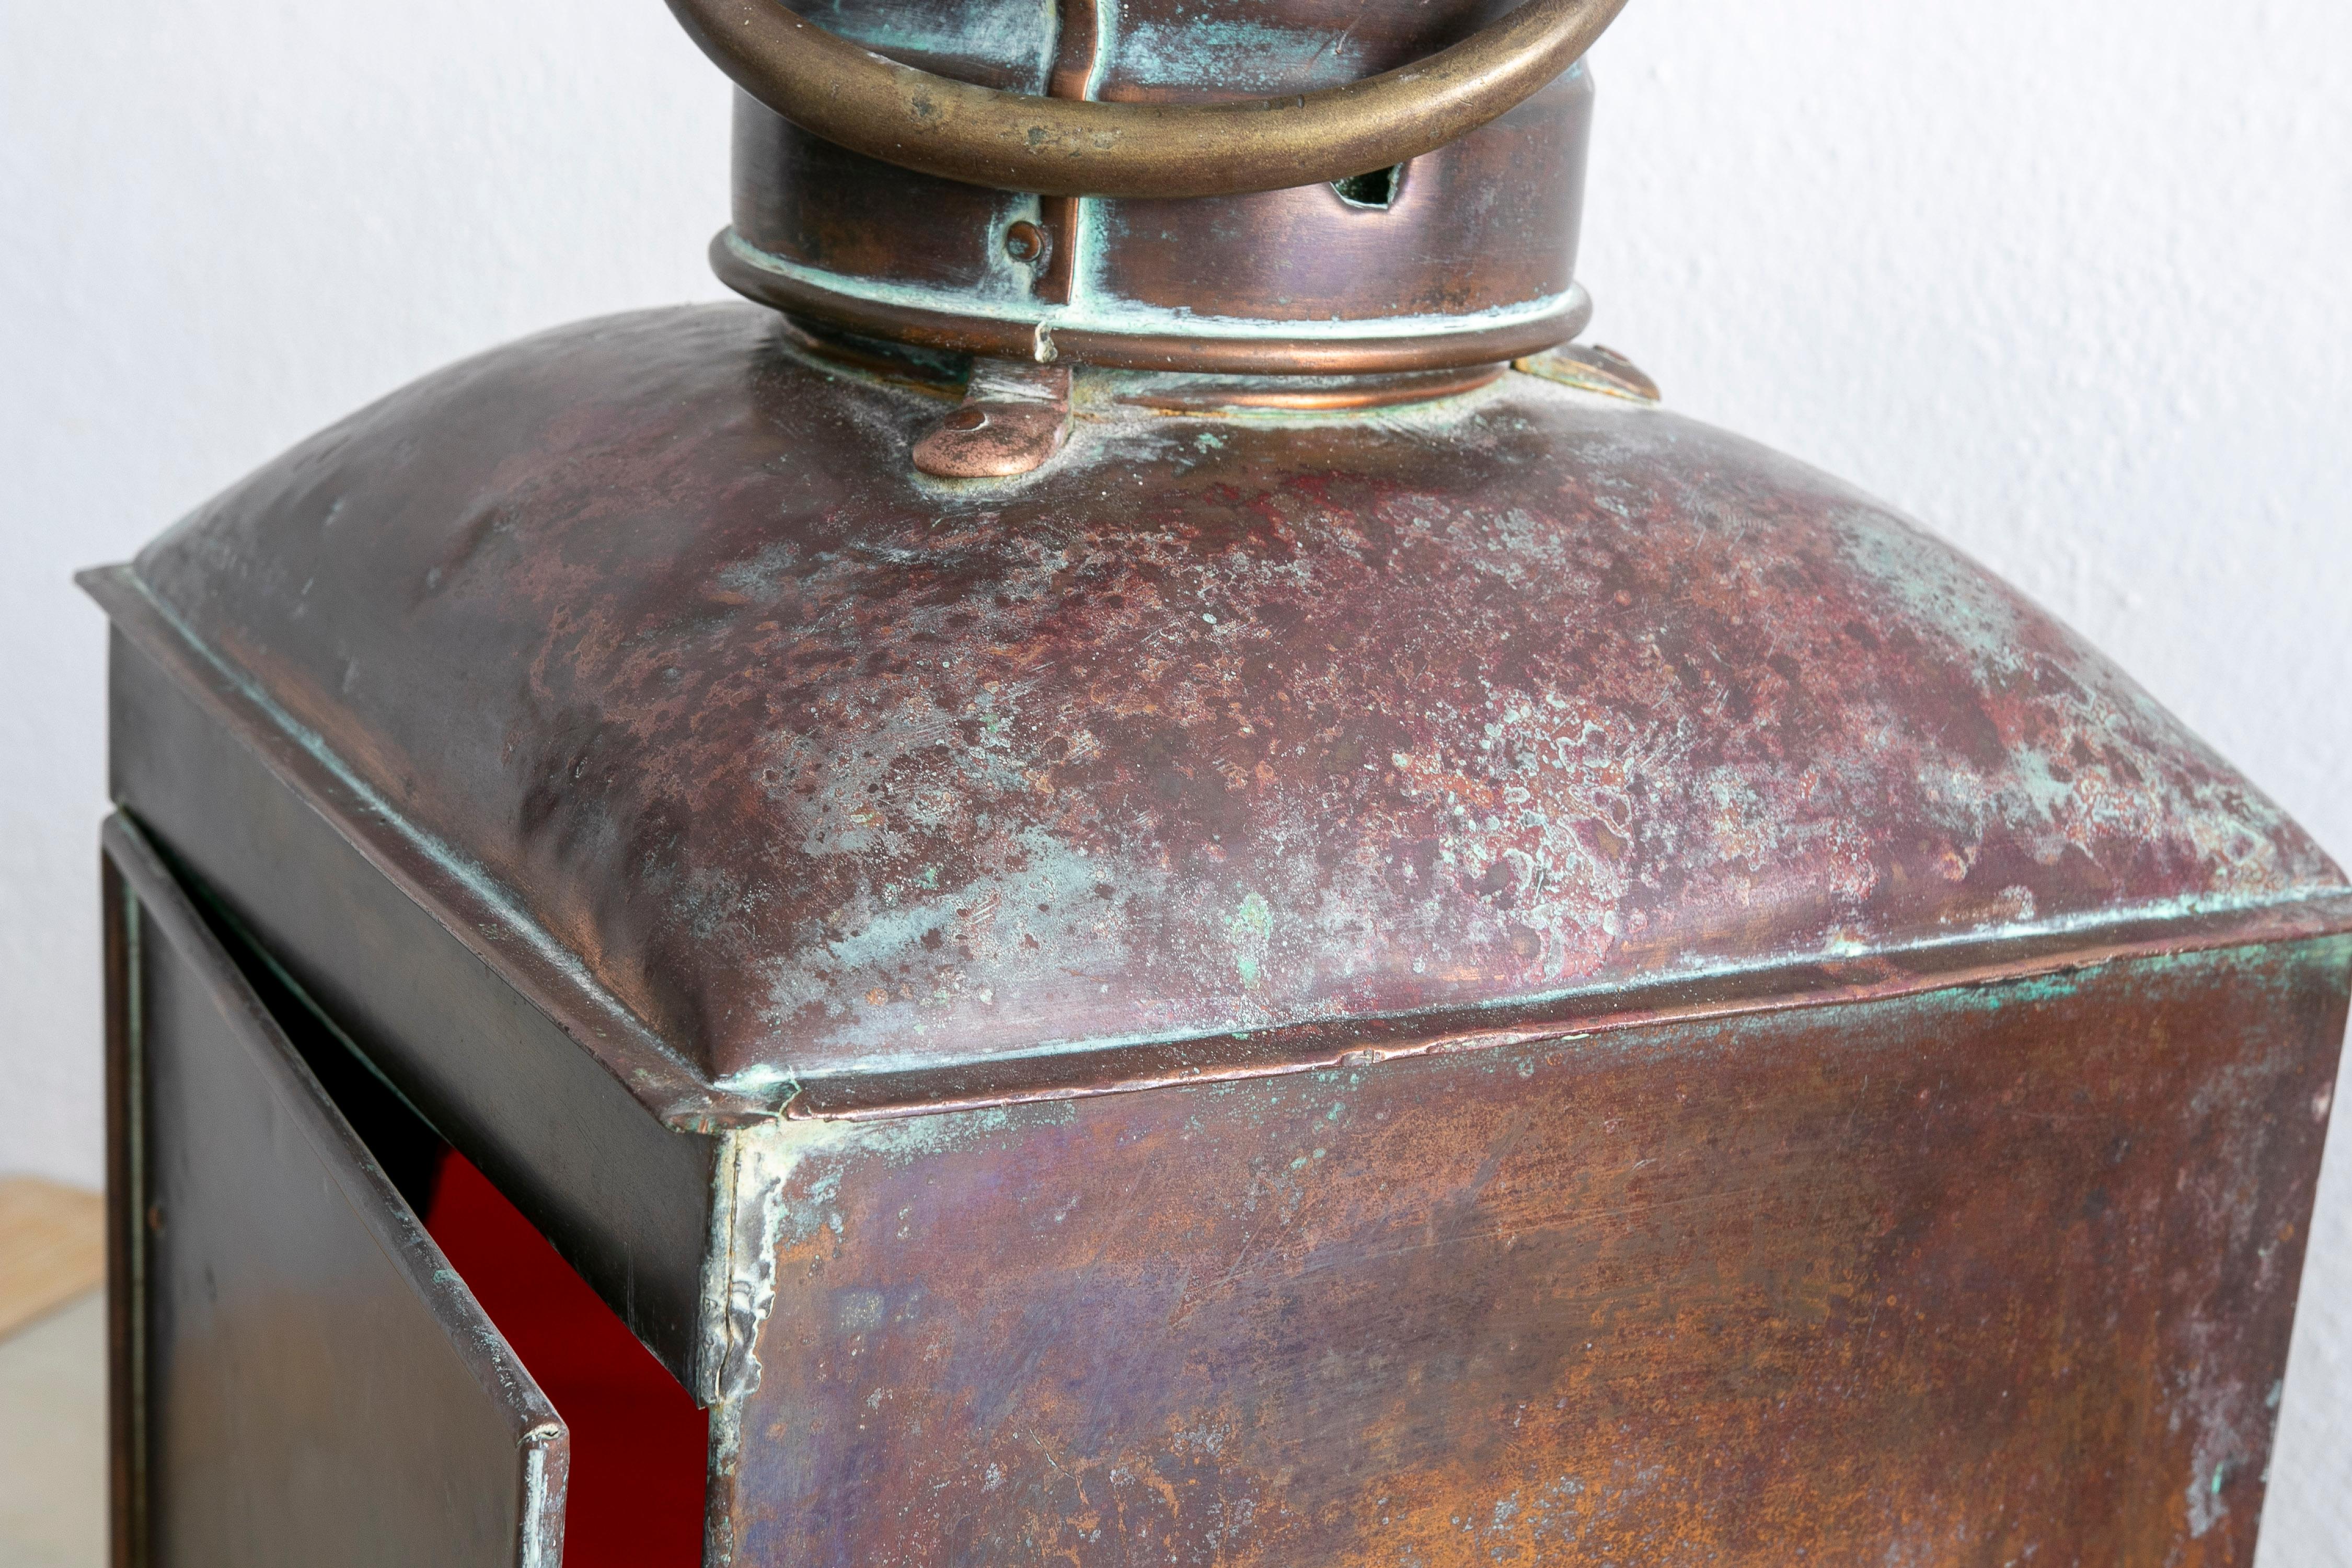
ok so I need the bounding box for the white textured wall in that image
[3,0,2345,1553]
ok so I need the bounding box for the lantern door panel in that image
[104,815,568,1568]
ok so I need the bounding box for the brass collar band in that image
[716,231,1594,376]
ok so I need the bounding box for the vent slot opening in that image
[1332,164,1403,210]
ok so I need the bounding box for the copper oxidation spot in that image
[1004,219,1051,268]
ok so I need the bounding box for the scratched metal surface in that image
[713,940,2348,1566]
[127,303,2344,1096]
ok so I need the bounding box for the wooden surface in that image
[0,1177,103,1341]
[0,1291,106,1567]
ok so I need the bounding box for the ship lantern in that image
[85,0,2348,1562]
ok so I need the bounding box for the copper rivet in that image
[1004,221,1049,267]
[945,408,989,431]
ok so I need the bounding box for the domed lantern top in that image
[93,306,2348,1123]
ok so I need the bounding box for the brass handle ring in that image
[665,0,1631,199]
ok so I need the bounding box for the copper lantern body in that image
[86,1,2349,1564]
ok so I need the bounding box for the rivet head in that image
[944,407,989,431]
[1004,220,1050,267]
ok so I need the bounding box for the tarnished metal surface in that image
[668,0,1623,199]
[910,360,1072,478]
[717,0,1596,370]
[713,940,2348,1565]
[121,303,2345,1107]
[1515,341,1660,402]
[90,5,2352,1562]
[103,816,569,1567]
[91,602,742,1392]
